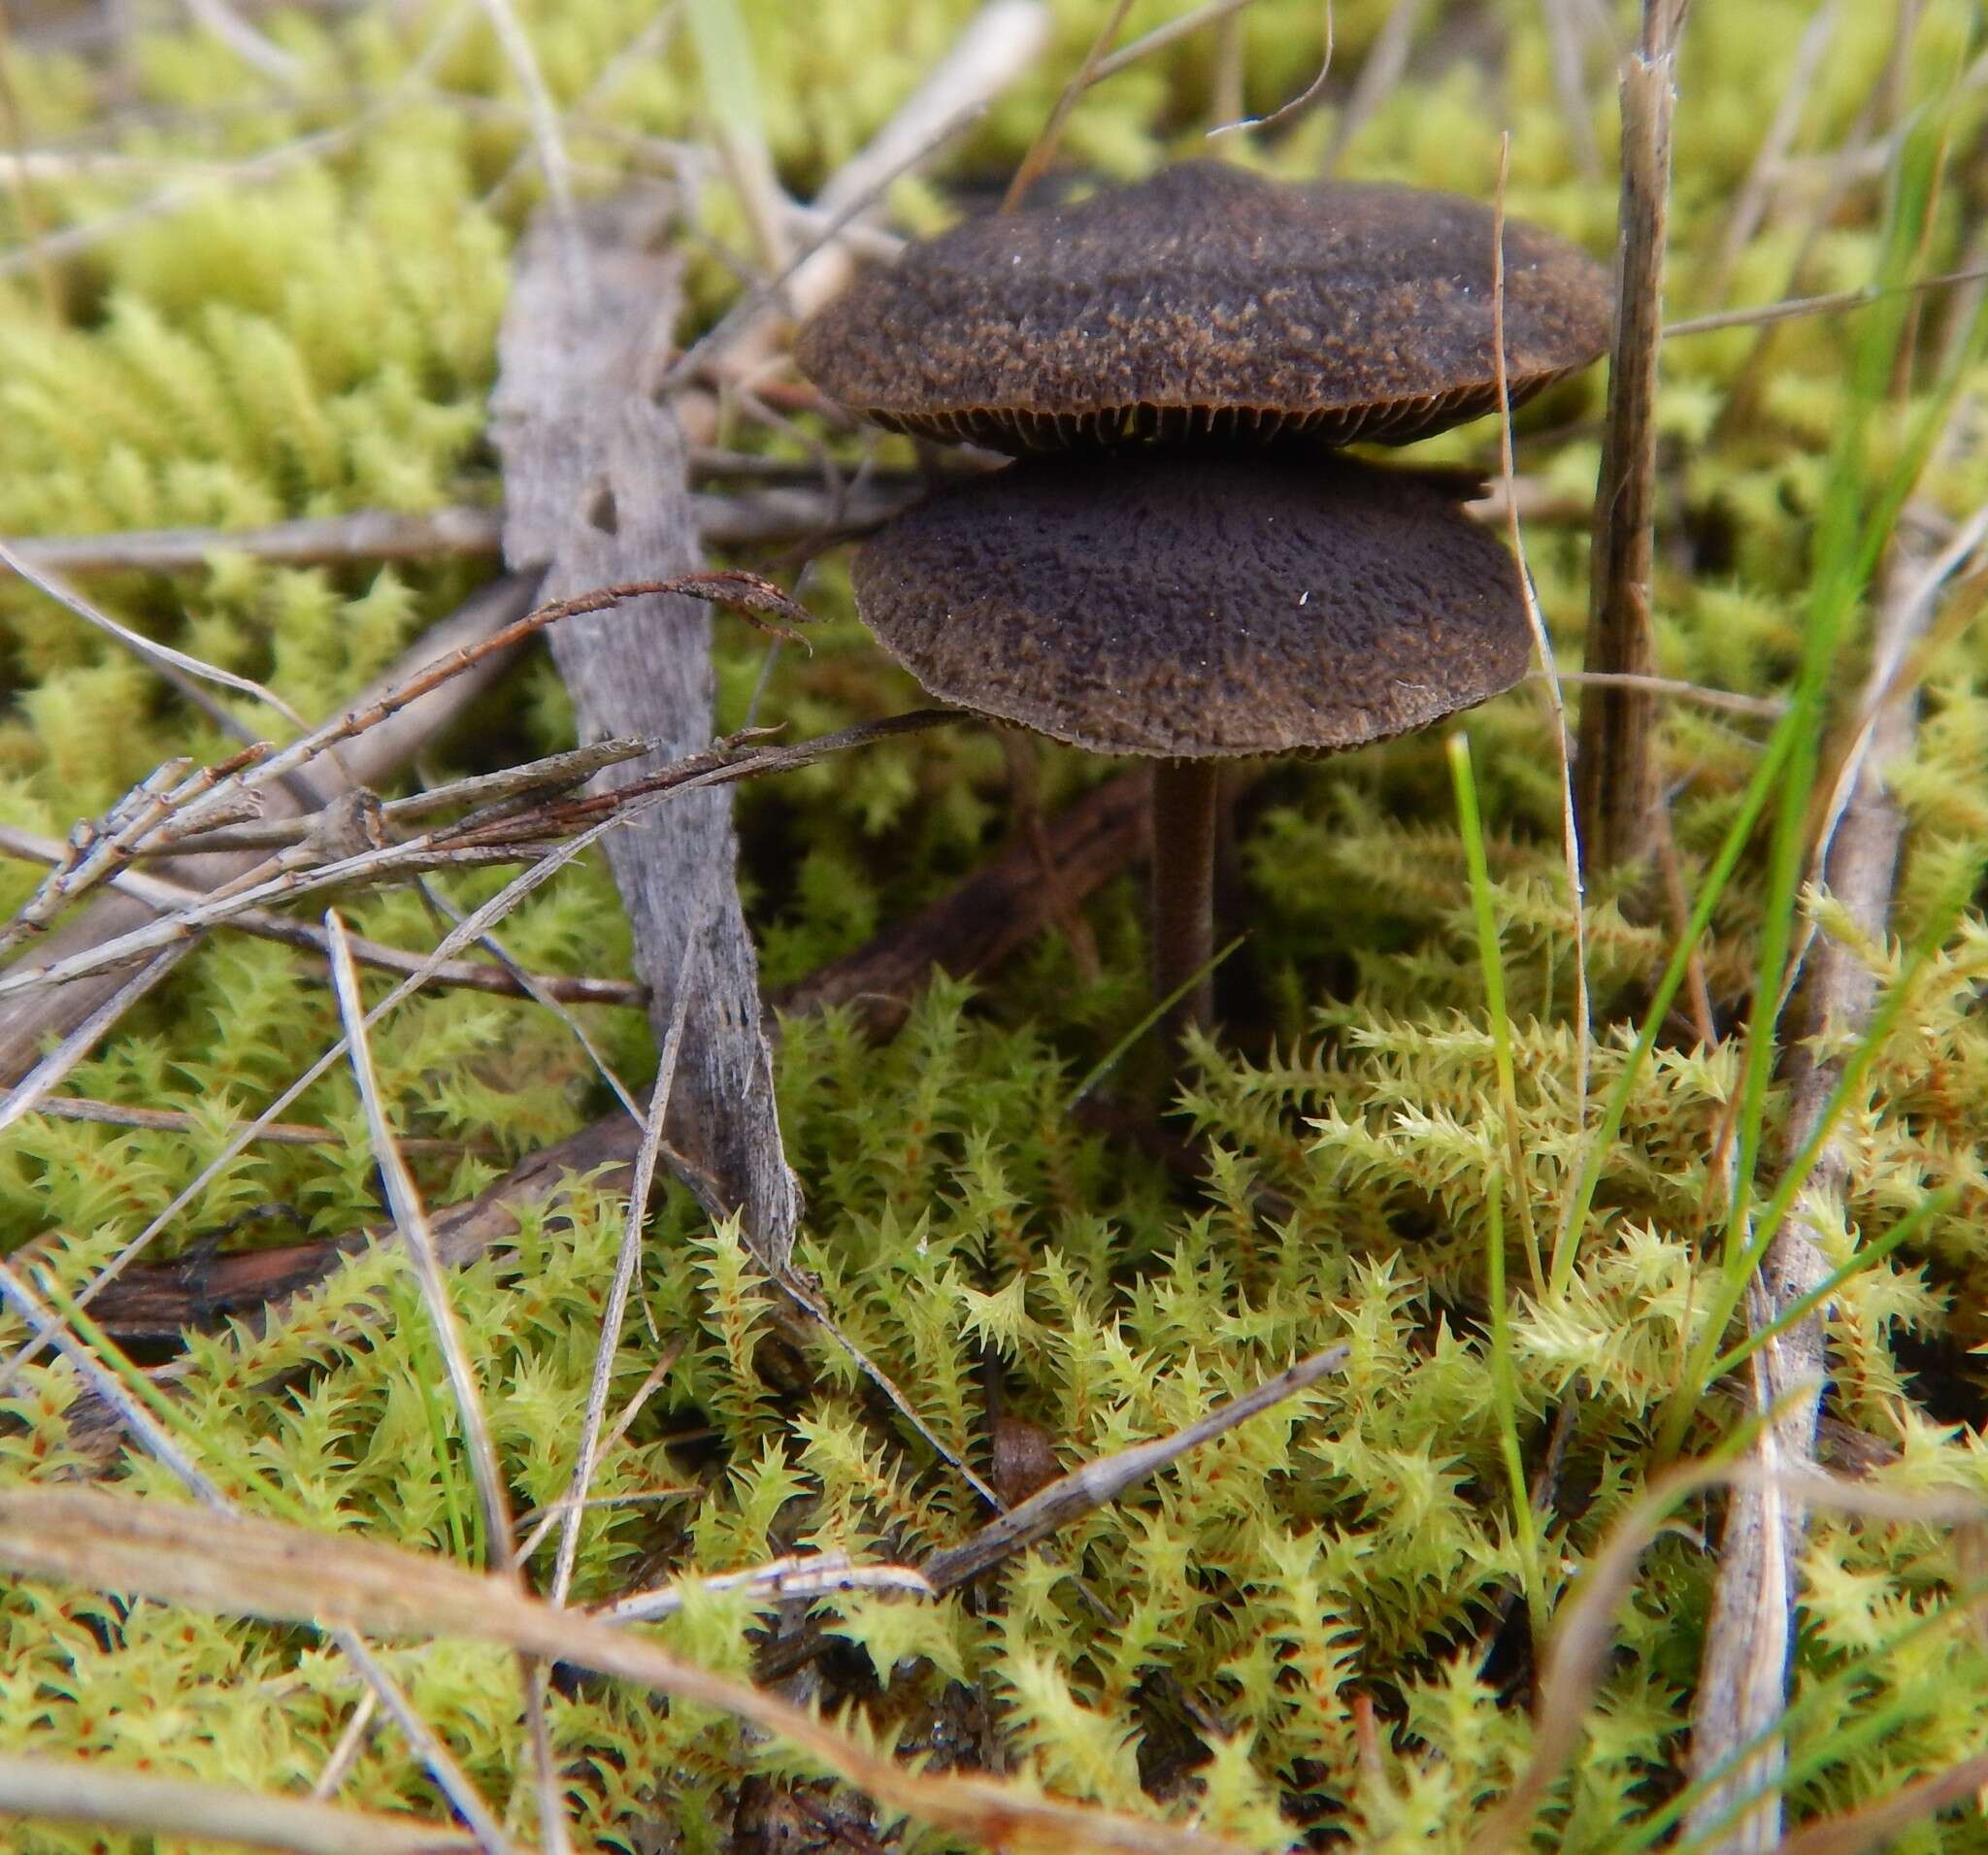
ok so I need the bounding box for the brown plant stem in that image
[1574,0,1690,875]
[1149,759,1220,1034]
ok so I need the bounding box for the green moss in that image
[3,0,1988,1849]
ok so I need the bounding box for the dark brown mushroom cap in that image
[849,451,1531,757]
[797,162,1612,454]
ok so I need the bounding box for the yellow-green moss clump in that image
[3,0,1988,1849]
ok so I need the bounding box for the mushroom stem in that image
[1149,759,1220,1034]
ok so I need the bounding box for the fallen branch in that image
[0,1486,1248,1855]
[0,1752,476,1855]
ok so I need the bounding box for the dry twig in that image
[0,1752,476,1855]
[0,1486,1251,1855]
[1574,0,1691,874]
[922,1346,1350,1592]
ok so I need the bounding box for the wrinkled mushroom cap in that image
[849,451,1531,756]
[798,163,1612,454]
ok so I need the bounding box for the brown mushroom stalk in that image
[1150,760,1220,1030]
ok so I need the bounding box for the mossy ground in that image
[2,1,1987,1849]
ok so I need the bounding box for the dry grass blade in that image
[1002,0,1135,212]
[921,1345,1350,1592]
[550,944,698,1609]
[1209,0,1331,139]
[1574,0,1691,874]
[1491,130,1592,1186]
[0,535,302,737]
[0,1486,1252,1855]
[1470,1462,1988,1855]
[1773,1752,1988,1855]
[0,1750,476,1855]
[326,912,518,1577]
[0,945,195,1138]
[602,1552,934,1626]
[1685,511,1963,1852]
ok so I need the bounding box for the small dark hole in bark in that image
[587,484,619,535]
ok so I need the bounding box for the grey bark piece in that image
[490,199,800,1269]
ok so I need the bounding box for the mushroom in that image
[848,449,1532,1028]
[795,161,1611,455]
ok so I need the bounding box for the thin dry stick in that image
[0,712,954,1398]
[775,1267,1006,1510]
[413,877,643,1124]
[474,0,581,264]
[1492,134,1593,1204]
[310,1689,380,1802]
[30,1095,490,1153]
[0,573,542,1089]
[1574,0,1692,875]
[922,1345,1350,1591]
[0,1263,515,1854]
[0,747,264,961]
[4,507,506,575]
[79,768,1153,1345]
[1684,522,1956,1854]
[1541,669,1785,718]
[667,11,1048,414]
[1090,0,1255,84]
[0,1752,476,1855]
[0,822,646,1009]
[0,1486,1249,1855]
[1002,0,1136,212]
[0,793,678,1401]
